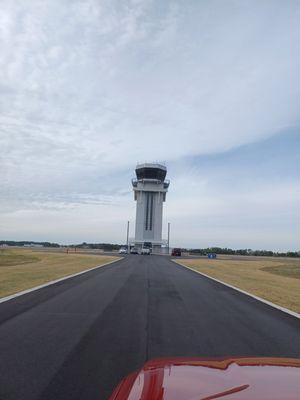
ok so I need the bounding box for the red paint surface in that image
[109,357,300,400]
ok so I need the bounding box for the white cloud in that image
[0,0,299,248]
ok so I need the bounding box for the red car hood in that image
[109,357,300,400]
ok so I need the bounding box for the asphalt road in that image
[0,255,300,400]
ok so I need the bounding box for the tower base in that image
[133,239,168,254]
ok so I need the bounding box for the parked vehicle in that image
[171,248,182,256]
[142,242,152,254]
[118,248,127,254]
[130,247,139,254]
[141,247,150,255]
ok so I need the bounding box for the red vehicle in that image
[171,248,181,256]
[109,357,300,400]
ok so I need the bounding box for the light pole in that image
[167,222,170,254]
[126,221,130,254]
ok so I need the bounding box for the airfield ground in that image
[1,249,300,314]
[0,248,119,298]
[1,254,300,400]
[176,255,300,313]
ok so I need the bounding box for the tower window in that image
[145,192,154,231]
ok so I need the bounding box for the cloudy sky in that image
[1,0,299,250]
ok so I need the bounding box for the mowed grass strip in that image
[0,249,120,298]
[175,256,300,314]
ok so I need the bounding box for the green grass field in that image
[261,263,300,280]
[0,248,120,298]
[0,251,40,266]
[175,256,300,313]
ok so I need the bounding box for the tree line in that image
[0,240,60,247]
[0,241,121,251]
[68,242,121,251]
[1,240,299,257]
[188,247,300,258]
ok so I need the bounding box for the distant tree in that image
[187,247,299,258]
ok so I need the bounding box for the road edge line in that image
[173,260,300,320]
[0,257,123,304]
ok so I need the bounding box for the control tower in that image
[132,163,170,252]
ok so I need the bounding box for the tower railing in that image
[132,178,170,187]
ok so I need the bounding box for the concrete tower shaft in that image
[132,163,169,251]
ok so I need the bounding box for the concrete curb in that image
[0,257,123,304]
[173,260,300,320]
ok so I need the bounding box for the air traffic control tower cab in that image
[132,163,170,253]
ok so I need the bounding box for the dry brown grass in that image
[175,255,300,313]
[0,248,120,298]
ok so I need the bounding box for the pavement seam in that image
[0,257,123,304]
[173,260,300,320]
